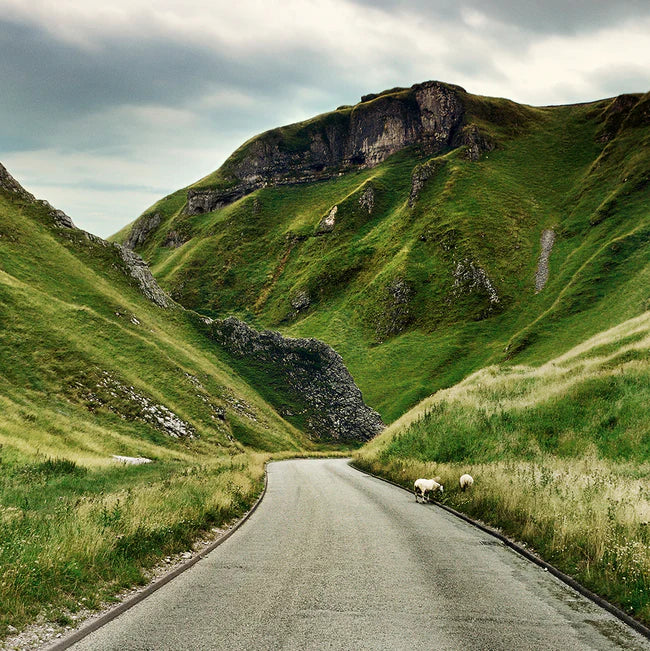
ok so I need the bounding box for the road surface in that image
[69,458,649,650]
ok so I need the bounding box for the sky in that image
[0,1,648,237]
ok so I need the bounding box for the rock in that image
[185,80,466,215]
[462,124,496,161]
[163,229,188,248]
[317,205,337,233]
[452,258,500,306]
[409,158,446,206]
[115,245,172,308]
[201,316,384,441]
[535,229,556,293]
[112,455,152,465]
[0,163,35,201]
[358,185,375,214]
[290,289,311,312]
[7,625,18,634]
[124,213,161,250]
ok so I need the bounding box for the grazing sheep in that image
[414,478,443,503]
[459,474,474,491]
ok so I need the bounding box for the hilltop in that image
[115,81,650,422]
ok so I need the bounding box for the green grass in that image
[355,310,650,625]
[124,91,649,424]
[0,181,327,637]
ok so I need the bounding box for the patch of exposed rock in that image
[461,124,496,161]
[452,258,500,306]
[163,229,189,248]
[124,213,161,250]
[409,158,446,206]
[317,205,338,233]
[0,162,36,202]
[358,185,375,214]
[185,80,466,215]
[290,289,311,313]
[116,246,171,308]
[535,229,556,293]
[76,372,196,438]
[200,316,384,441]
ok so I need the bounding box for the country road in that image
[68,459,649,650]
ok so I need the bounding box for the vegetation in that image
[355,311,650,625]
[123,90,649,425]
[0,182,327,637]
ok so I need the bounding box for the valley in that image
[1,78,649,642]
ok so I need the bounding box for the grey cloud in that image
[348,0,650,35]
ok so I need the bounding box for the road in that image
[69,458,649,650]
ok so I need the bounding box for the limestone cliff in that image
[185,81,467,215]
[199,316,384,442]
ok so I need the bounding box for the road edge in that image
[350,460,650,641]
[45,471,269,651]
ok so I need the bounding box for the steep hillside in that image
[116,83,650,423]
[0,162,378,637]
[355,310,650,625]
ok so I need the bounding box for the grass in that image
[0,179,332,638]
[122,90,649,424]
[0,450,265,634]
[355,310,650,626]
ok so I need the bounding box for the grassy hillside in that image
[118,88,650,424]
[355,310,650,625]
[0,177,318,636]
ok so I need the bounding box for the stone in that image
[184,80,467,216]
[317,205,337,233]
[535,229,556,293]
[200,316,384,441]
[290,289,311,312]
[358,185,375,214]
[115,245,172,308]
[124,213,161,250]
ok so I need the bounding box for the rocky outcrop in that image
[0,163,35,202]
[116,246,171,308]
[409,158,446,206]
[358,185,375,214]
[124,212,161,250]
[452,258,500,306]
[201,316,384,441]
[375,278,414,339]
[462,124,496,161]
[535,229,555,293]
[185,81,466,215]
[316,205,338,233]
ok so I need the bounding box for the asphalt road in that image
[69,459,649,650]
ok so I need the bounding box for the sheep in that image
[414,478,443,503]
[459,473,474,491]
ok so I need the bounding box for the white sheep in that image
[414,478,443,503]
[459,473,474,491]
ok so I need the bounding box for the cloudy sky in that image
[1,1,648,237]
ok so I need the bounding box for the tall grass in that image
[0,451,265,634]
[356,311,650,625]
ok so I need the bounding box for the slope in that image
[354,310,650,625]
[116,83,650,423]
[0,163,318,636]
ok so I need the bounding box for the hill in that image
[0,161,378,637]
[115,82,650,423]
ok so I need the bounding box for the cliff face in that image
[200,316,384,442]
[186,81,466,215]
